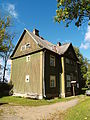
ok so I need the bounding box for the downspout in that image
[43,50,46,98]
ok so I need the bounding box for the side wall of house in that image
[63,46,80,97]
[11,51,43,99]
[44,50,61,98]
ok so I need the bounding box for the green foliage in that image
[74,47,88,87]
[0,14,14,82]
[55,0,90,27]
[0,82,13,97]
[0,16,11,52]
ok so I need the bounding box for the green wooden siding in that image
[11,52,42,95]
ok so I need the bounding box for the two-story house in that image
[10,29,80,99]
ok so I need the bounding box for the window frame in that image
[66,58,70,64]
[66,74,71,88]
[26,43,30,49]
[26,55,30,62]
[21,45,26,51]
[50,55,55,67]
[25,75,29,83]
[50,75,56,88]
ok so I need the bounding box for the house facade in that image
[10,29,81,99]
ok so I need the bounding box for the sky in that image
[0,0,90,80]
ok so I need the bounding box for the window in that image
[50,75,56,87]
[26,55,30,62]
[26,43,30,49]
[21,45,26,51]
[25,75,29,82]
[66,75,71,87]
[66,58,70,64]
[50,55,55,67]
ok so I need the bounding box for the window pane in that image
[50,75,56,87]
[25,75,29,82]
[50,55,55,66]
[26,43,30,49]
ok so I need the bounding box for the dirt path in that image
[0,98,79,120]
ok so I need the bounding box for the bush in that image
[0,82,13,97]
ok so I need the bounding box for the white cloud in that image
[80,43,90,49]
[85,26,90,42]
[2,3,18,18]
[80,25,90,50]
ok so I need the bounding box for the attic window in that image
[21,45,26,51]
[26,43,30,49]
[25,75,29,82]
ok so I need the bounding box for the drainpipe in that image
[43,50,46,98]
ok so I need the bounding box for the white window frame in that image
[50,55,55,67]
[26,55,30,62]
[25,75,29,83]
[26,43,30,49]
[21,45,26,51]
[50,75,56,88]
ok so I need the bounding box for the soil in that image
[0,98,79,120]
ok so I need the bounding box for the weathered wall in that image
[11,52,43,97]
[44,50,61,98]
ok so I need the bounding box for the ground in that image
[0,98,78,120]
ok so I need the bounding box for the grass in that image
[64,96,90,120]
[0,95,78,106]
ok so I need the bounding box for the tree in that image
[83,71,90,87]
[0,41,14,82]
[74,47,88,87]
[0,15,14,82]
[55,0,90,27]
[0,16,11,52]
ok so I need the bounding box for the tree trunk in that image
[2,56,7,83]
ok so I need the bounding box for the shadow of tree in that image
[0,103,8,106]
[0,82,13,98]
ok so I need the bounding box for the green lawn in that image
[64,96,90,120]
[0,95,77,106]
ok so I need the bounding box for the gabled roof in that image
[26,29,71,55]
[11,28,73,58]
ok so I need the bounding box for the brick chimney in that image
[57,42,61,46]
[33,29,39,36]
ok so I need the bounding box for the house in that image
[10,28,81,99]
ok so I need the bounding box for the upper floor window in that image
[50,55,55,67]
[66,58,70,64]
[26,55,30,62]
[50,75,56,88]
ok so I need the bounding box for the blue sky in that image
[0,0,90,61]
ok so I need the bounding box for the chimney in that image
[53,46,57,52]
[33,29,39,36]
[57,42,61,46]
